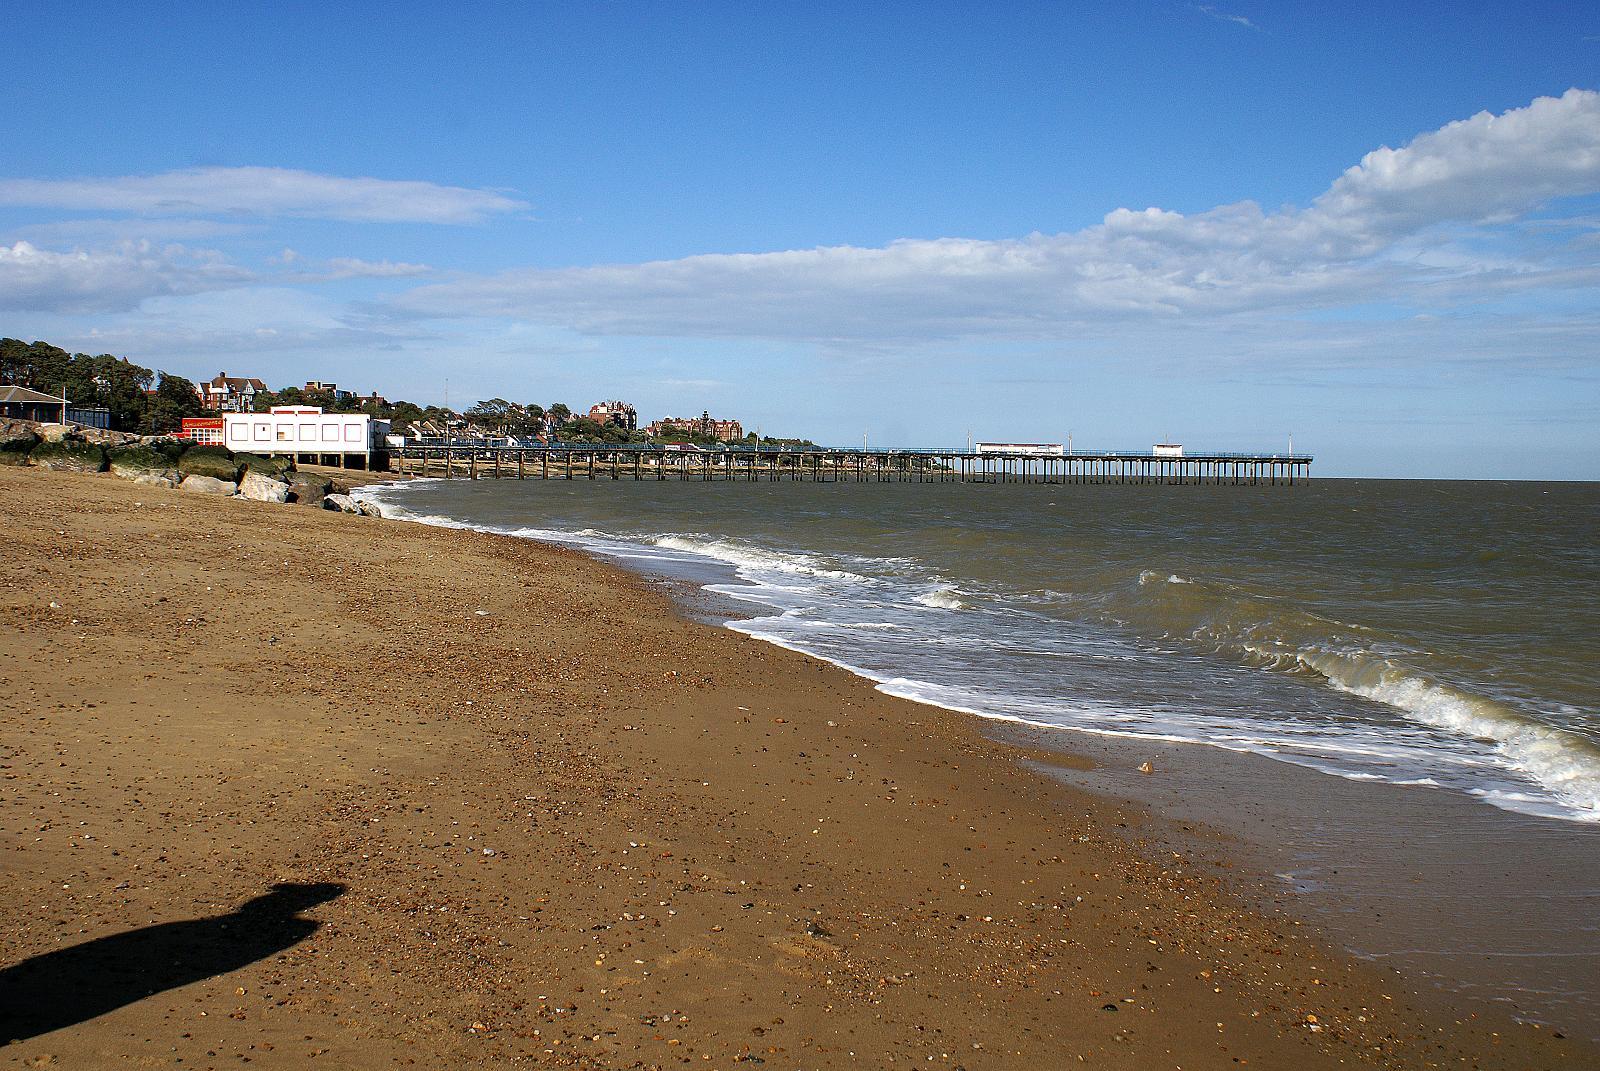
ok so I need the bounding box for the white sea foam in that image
[914,586,966,610]
[652,535,868,582]
[1294,648,1600,820]
[1137,570,1194,586]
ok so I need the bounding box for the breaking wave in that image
[651,535,869,582]
[1110,571,1600,821]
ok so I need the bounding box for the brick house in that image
[197,372,268,412]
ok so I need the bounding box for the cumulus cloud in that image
[1312,89,1600,240]
[0,240,432,314]
[0,240,254,313]
[0,166,527,224]
[394,89,1600,341]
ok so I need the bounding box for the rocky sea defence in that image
[0,418,382,513]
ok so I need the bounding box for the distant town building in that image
[646,411,744,442]
[198,372,268,412]
[398,419,523,449]
[587,400,638,430]
[304,380,355,404]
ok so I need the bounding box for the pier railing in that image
[388,445,1313,485]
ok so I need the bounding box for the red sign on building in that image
[180,416,226,446]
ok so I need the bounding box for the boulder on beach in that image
[129,472,179,488]
[77,427,141,447]
[356,500,384,518]
[286,471,333,507]
[324,493,364,514]
[235,452,295,479]
[140,436,191,458]
[107,445,180,487]
[177,445,241,482]
[37,423,75,444]
[179,474,236,496]
[238,471,290,503]
[28,440,107,473]
[0,421,39,466]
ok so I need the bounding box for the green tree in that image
[466,398,513,430]
[0,340,154,430]
[90,354,154,430]
[141,373,204,435]
[388,400,427,428]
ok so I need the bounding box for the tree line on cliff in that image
[1,338,204,435]
[3,338,817,448]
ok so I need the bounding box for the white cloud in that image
[24,287,438,368]
[393,90,1600,342]
[270,250,434,279]
[321,257,432,279]
[0,166,527,224]
[0,241,431,314]
[1312,88,1600,241]
[0,240,253,313]
[1194,5,1257,30]
[7,217,260,244]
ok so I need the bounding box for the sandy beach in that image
[1,464,1589,1069]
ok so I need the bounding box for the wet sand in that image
[1001,725,1600,1039]
[0,464,1590,1068]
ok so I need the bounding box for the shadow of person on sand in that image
[0,881,344,1044]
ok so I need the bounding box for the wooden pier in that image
[390,446,1312,485]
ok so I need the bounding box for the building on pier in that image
[391,444,1311,485]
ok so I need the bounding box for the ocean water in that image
[358,477,1600,826]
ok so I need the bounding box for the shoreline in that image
[2,464,1590,1068]
[354,473,1600,1040]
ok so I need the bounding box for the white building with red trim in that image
[183,406,388,468]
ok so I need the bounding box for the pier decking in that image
[391,446,1312,485]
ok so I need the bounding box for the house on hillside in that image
[197,372,268,412]
[646,410,744,442]
[587,400,638,430]
[304,380,356,404]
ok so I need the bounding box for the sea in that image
[357,475,1600,1029]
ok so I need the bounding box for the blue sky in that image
[2,2,1598,477]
